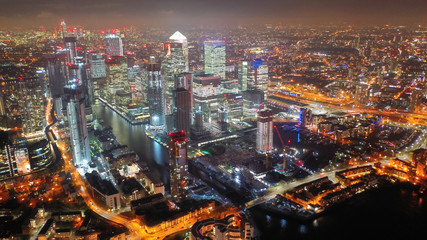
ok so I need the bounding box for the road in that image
[271,91,427,126]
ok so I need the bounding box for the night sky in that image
[0,0,426,28]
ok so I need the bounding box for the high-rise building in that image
[63,34,78,65]
[169,31,189,71]
[238,61,249,91]
[168,131,188,200]
[60,19,67,38]
[256,109,273,153]
[64,85,90,168]
[105,34,123,57]
[174,88,191,137]
[163,43,187,114]
[248,59,268,98]
[0,66,46,136]
[147,62,166,127]
[193,72,222,124]
[299,108,312,128]
[46,53,68,99]
[204,40,226,79]
[89,53,107,79]
[105,56,128,103]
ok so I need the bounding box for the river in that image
[93,102,170,185]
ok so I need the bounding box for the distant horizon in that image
[0,0,425,29]
[1,21,426,31]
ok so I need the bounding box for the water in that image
[249,183,427,239]
[93,103,170,185]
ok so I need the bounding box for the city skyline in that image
[1,3,427,239]
[0,0,426,28]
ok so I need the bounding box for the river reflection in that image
[93,103,170,185]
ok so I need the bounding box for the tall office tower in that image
[193,72,222,124]
[175,72,193,123]
[163,40,187,115]
[204,40,226,79]
[105,56,128,102]
[299,108,312,128]
[105,34,124,57]
[174,88,191,137]
[168,130,188,200]
[46,53,68,99]
[64,85,90,167]
[0,66,46,136]
[89,53,107,79]
[355,83,369,106]
[147,62,166,126]
[238,61,249,92]
[256,109,273,154]
[64,34,77,64]
[194,110,204,133]
[60,20,67,38]
[248,59,269,98]
[169,31,189,71]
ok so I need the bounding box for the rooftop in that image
[169,31,187,42]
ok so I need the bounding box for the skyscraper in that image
[169,31,188,71]
[204,40,226,79]
[238,61,249,91]
[89,53,107,79]
[193,72,222,124]
[256,109,273,153]
[248,59,268,98]
[64,34,77,64]
[147,62,166,127]
[0,66,46,136]
[163,43,187,115]
[105,34,123,57]
[299,108,312,128]
[174,88,191,137]
[168,130,188,200]
[64,85,90,168]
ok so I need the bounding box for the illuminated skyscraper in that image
[193,72,222,124]
[0,66,46,136]
[256,109,273,153]
[64,85,90,168]
[105,34,123,57]
[168,131,188,200]
[147,62,166,126]
[204,40,226,79]
[169,31,188,71]
[64,34,77,64]
[299,108,312,128]
[174,88,191,137]
[89,53,107,79]
[163,31,189,117]
[238,61,249,91]
[248,59,268,98]
[60,19,67,38]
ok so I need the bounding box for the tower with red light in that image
[168,130,188,200]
